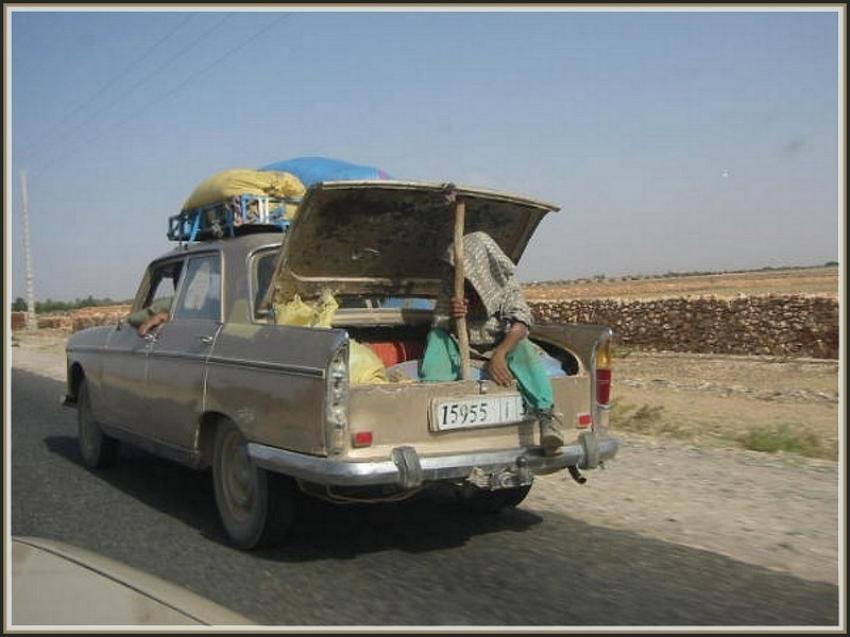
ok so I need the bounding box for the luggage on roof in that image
[182,169,305,212]
[169,169,305,243]
[259,156,392,187]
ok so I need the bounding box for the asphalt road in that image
[10,370,839,627]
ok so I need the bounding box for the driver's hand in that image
[138,312,168,337]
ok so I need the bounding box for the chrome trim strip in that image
[148,351,207,363]
[67,347,145,356]
[206,356,325,379]
[247,436,619,487]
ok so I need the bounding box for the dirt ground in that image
[613,350,840,460]
[523,266,839,300]
[8,329,842,586]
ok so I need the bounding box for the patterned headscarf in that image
[435,232,534,351]
[443,232,517,315]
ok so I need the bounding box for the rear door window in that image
[173,254,222,322]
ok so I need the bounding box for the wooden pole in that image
[453,197,471,380]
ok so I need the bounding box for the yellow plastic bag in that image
[182,169,305,219]
[273,290,387,384]
[274,289,339,328]
[350,340,388,384]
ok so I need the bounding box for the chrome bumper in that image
[247,432,619,489]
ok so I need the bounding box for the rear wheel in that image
[467,484,532,514]
[77,379,120,469]
[212,420,294,549]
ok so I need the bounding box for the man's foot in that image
[538,409,565,456]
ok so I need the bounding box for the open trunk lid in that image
[263,180,559,304]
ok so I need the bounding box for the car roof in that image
[151,231,284,264]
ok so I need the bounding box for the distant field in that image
[522,266,839,301]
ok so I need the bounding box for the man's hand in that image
[485,352,514,387]
[450,296,469,319]
[484,321,528,387]
[138,312,169,337]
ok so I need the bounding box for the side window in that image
[252,251,277,320]
[173,255,222,322]
[143,260,183,313]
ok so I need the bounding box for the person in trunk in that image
[420,231,565,455]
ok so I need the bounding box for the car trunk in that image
[337,313,591,462]
[263,180,596,460]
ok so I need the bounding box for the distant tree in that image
[824,261,839,267]
[11,297,26,312]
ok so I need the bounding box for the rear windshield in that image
[252,249,435,321]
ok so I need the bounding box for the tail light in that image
[595,340,613,407]
[326,343,349,456]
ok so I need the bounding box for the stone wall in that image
[14,296,839,359]
[34,305,132,333]
[530,294,839,359]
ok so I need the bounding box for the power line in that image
[158,14,289,102]
[32,14,290,180]
[28,12,233,169]
[22,13,195,161]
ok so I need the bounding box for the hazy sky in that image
[7,7,841,302]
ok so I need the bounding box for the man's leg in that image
[506,339,564,454]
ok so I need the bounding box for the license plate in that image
[430,394,529,431]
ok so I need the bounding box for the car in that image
[10,536,252,625]
[64,180,619,549]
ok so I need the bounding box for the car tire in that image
[77,378,120,469]
[212,420,294,549]
[467,484,532,514]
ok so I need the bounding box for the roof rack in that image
[167,194,300,244]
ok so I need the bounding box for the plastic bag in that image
[274,289,339,328]
[350,340,388,384]
[182,169,305,219]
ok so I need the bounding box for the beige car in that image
[11,536,252,625]
[64,181,618,549]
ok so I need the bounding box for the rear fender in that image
[203,322,348,456]
[530,323,614,433]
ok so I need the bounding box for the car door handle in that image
[143,333,158,344]
[197,335,214,345]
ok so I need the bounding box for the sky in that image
[6,7,842,302]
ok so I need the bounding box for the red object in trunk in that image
[366,341,425,367]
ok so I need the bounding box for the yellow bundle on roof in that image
[182,169,305,219]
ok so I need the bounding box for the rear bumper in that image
[247,431,618,489]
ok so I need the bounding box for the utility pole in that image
[20,171,37,330]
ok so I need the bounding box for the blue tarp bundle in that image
[259,156,392,187]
